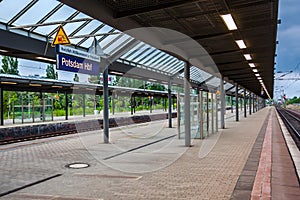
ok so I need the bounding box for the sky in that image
[275,0,300,99]
[0,0,299,99]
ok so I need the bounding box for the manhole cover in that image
[66,163,90,169]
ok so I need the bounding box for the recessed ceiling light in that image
[29,83,42,87]
[110,71,123,75]
[0,49,9,53]
[255,73,260,77]
[249,63,255,68]
[36,56,56,62]
[252,69,258,73]
[235,40,246,49]
[220,14,238,30]
[244,54,252,60]
[1,81,17,84]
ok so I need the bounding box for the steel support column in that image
[103,67,109,143]
[249,92,252,115]
[184,61,191,147]
[215,92,218,132]
[112,93,115,115]
[211,93,214,134]
[206,92,209,134]
[244,88,247,118]
[231,96,233,113]
[83,94,86,117]
[220,77,225,129]
[65,92,68,120]
[0,87,3,125]
[235,84,239,121]
[252,94,255,113]
[177,92,180,139]
[199,90,204,139]
[168,79,172,128]
[21,95,24,124]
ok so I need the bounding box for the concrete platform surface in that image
[0,107,274,199]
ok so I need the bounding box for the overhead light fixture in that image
[29,83,42,87]
[249,63,255,68]
[1,81,17,84]
[52,85,62,88]
[257,77,262,80]
[220,14,238,30]
[255,73,260,77]
[252,69,258,73]
[0,49,8,53]
[148,78,157,82]
[36,56,56,62]
[110,71,124,75]
[235,40,246,49]
[244,54,252,60]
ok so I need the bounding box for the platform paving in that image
[0,107,270,199]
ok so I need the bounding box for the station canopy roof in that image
[0,0,278,98]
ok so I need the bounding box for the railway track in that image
[276,106,300,150]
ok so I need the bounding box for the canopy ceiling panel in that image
[59,0,278,98]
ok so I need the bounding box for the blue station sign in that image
[56,45,101,75]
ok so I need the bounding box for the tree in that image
[0,56,19,75]
[73,73,79,82]
[46,64,58,79]
[146,83,166,91]
[88,75,100,84]
[286,96,300,105]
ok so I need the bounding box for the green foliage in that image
[1,56,19,75]
[46,64,58,79]
[146,83,166,91]
[286,96,300,105]
[89,75,100,84]
[114,76,145,88]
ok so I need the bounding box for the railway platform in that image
[0,106,299,199]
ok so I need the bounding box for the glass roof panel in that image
[69,20,102,37]
[34,5,77,36]
[139,50,160,65]
[206,77,220,87]
[224,83,234,90]
[149,54,170,68]
[13,0,60,28]
[98,29,119,47]
[120,43,145,60]
[0,0,32,23]
[121,43,147,61]
[130,46,153,62]
[141,51,163,65]
[104,34,132,55]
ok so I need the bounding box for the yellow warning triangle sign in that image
[51,25,71,47]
